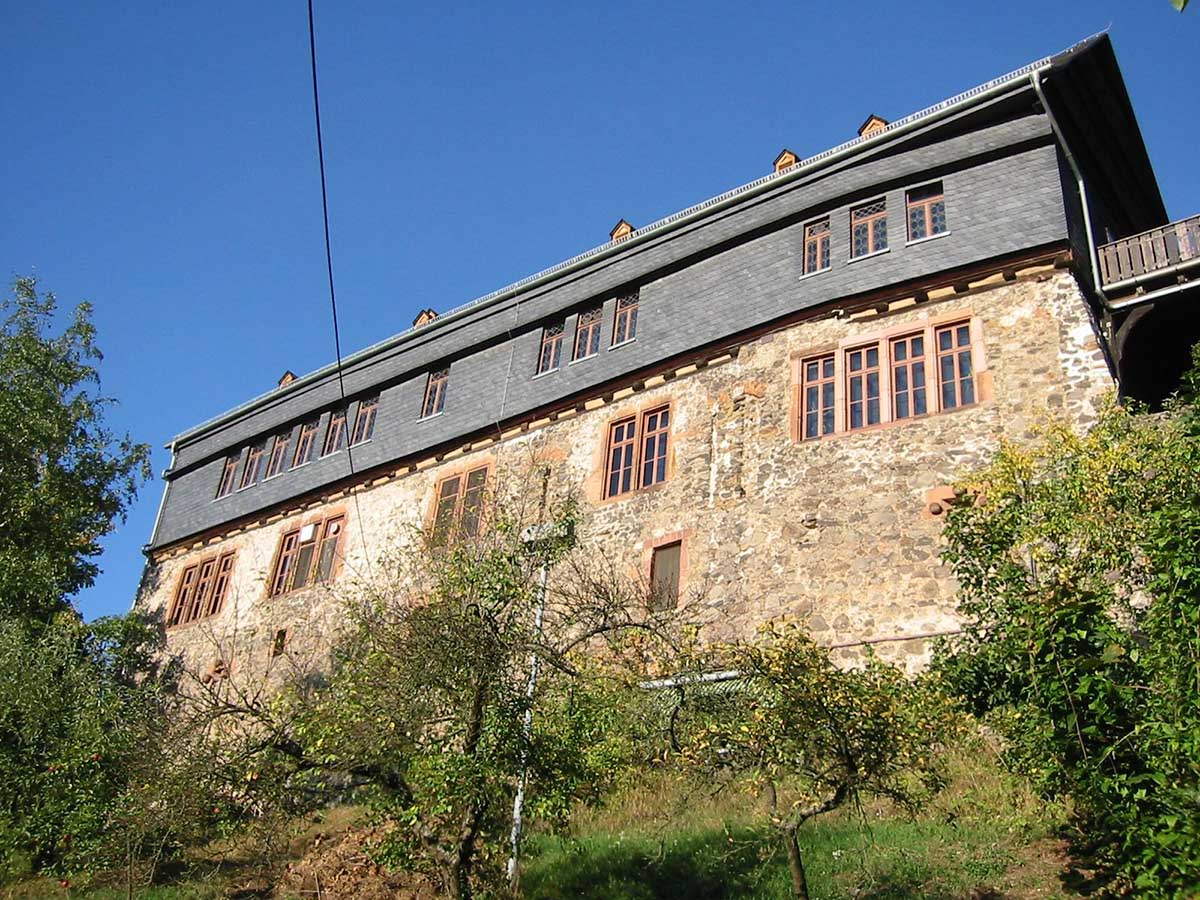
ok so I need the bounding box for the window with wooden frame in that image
[612,293,639,346]
[845,344,882,430]
[239,443,265,489]
[906,182,947,242]
[215,454,239,499]
[293,419,320,467]
[851,199,888,258]
[603,405,671,499]
[803,218,831,275]
[167,551,236,627]
[936,321,976,410]
[268,514,346,597]
[573,306,602,361]
[431,465,489,545]
[422,368,448,418]
[649,541,682,611]
[795,318,981,441]
[537,323,563,375]
[799,354,836,440]
[322,410,347,456]
[350,396,379,445]
[264,430,292,479]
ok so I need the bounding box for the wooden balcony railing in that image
[1099,214,1200,288]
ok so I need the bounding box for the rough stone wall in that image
[136,268,1113,678]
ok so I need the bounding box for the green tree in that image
[934,362,1200,897]
[0,276,150,623]
[674,623,960,900]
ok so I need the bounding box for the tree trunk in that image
[783,825,810,900]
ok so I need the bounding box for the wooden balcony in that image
[1099,214,1200,288]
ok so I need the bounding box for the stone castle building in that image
[134,34,1200,675]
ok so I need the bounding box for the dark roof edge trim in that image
[170,34,1103,449]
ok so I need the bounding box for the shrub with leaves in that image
[934,352,1200,897]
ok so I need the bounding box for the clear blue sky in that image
[2,2,1196,621]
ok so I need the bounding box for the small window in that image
[239,443,265,489]
[845,344,882,430]
[422,368,449,419]
[936,322,976,410]
[322,411,347,457]
[265,430,292,479]
[851,199,888,258]
[573,306,602,361]
[800,355,836,440]
[537,324,563,375]
[216,454,239,499]
[612,293,639,346]
[907,182,947,242]
[431,465,490,545]
[271,628,288,658]
[803,219,831,275]
[268,514,346,597]
[890,333,928,420]
[167,551,235,627]
[293,419,320,467]
[603,405,671,499]
[649,542,682,611]
[351,396,379,445]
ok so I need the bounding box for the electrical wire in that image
[306,0,373,577]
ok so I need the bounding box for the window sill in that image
[235,483,257,493]
[319,449,343,460]
[291,460,312,471]
[532,367,559,380]
[349,438,373,448]
[609,338,637,351]
[906,230,951,247]
[846,247,890,265]
[798,266,831,282]
[418,411,445,423]
[213,493,234,503]
[568,354,597,367]
[263,472,285,482]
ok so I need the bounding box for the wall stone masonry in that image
[136,268,1113,679]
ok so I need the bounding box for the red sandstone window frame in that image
[267,513,347,598]
[906,182,948,242]
[792,313,985,442]
[612,293,639,346]
[602,403,672,500]
[845,343,883,430]
[350,396,379,445]
[167,550,236,628]
[643,529,692,612]
[422,368,449,419]
[802,218,831,275]
[215,454,239,499]
[573,306,603,361]
[799,354,836,440]
[537,323,564,375]
[430,464,490,546]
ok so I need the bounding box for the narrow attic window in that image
[322,410,347,456]
[537,324,563,375]
[239,443,265,489]
[649,541,682,611]
[803,218,831,275]
[573,306,602,361]
[612,293,639,346]
[907,182,947,241]
[422,368,449,419]
[851,199,888,258]
[350,396,379,445]
[265,429,292,479]
[293,419,320,467]
[215,454,239,499]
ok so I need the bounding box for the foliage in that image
[933,359,1200,897]
[190,468,679,899]
[673,623,961,899]
[0,276,150,624]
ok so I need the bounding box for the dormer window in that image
[907,182,947,242]
[573,306,602,361]
[537,324,563,375]
[422,368,449,418]
[851,199,888,258]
